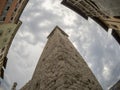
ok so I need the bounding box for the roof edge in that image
[47,26,68,39]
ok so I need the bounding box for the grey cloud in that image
[1,0,120,90]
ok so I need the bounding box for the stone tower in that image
[21,26,103,90]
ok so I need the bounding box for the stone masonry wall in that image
[21,27,103,90]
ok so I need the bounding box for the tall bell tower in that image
[21,26,103,90]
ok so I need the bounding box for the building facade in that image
[21,26,103,90]
[62,0,120,45]
[0,0,29,78]
[0,0,28,24]
[110,80,120,90]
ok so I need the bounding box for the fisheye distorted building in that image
[0,0,28,79]
[110,80,120,90]
[21,26,103,90]
[62,0,120,45]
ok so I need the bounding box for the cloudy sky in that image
[0,0,120,90]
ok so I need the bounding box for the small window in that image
[8,29,11,33]
[104,15,109,19]
[3,17,6,21]
[11,17,13,20]
[1,68,4,79]
[14,8,17,12]
[0,30,3,35]
[114,16,120,19]
[3,57,8,68]
[1,47,5,53]
[19,0,22,3]
[111,24,118,29]
[3,38,7,42]
[6,6,10,11]
[0,54,3,59]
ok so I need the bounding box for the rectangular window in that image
[14,8,17,12]
[6,6,10,11]
[3,17,6,21]
[19,0,22,3]
[11,17,13,20]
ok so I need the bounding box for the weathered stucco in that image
[0,21,21,78]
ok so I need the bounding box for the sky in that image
[0,0,120,90]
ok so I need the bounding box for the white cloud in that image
[103,66,110,80]
[41,0,61,12]
[63,12,77,26]
[38,20,51,27]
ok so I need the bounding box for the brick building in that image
[0,0,28,23]
[0,0,29,78]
